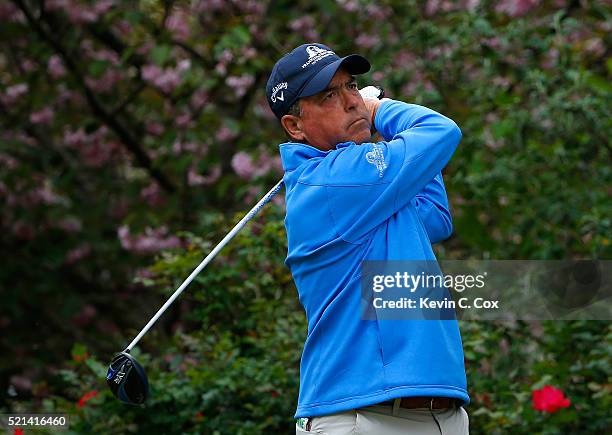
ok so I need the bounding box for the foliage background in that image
[1,0,610,433]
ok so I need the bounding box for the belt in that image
[378,396,459,410]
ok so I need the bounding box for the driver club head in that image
[106,351,149,405]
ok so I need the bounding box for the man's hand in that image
[363,98,381,127]
[359,86,383,134]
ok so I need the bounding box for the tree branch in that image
[12,0,176,193]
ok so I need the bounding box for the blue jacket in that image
[279,99,470,418]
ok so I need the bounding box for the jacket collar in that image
[279,141,353,172]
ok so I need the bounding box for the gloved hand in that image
[359,86,385,137]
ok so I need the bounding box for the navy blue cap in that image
[266,43,370,119]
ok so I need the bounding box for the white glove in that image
[359,86,385,100]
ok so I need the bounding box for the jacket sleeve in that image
[319,99,462,243]
[411,173,453,244]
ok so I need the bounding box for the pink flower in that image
[190,89,208,110]
[9,375,32,392]
[67,5,98,24]
[65,243,92,264]
[117,225,181,254]
[481,37,504,51]
[158,68,180,91]
[167,10,190,41]
[393,50,417,70]
[337,0,359,12]
[0,153,18,169]
[216,126,238,142]
[425,0,441,16]
[175,112,192,128]
[90,48,120,65]
[495,0,540,17]
[532,385,571,413]
[226,74,255,98]
[463,0,481,11]
[63,128,87,146]
[0,3,18,21]
[146,121,165,136]
[288,16,318,40]
[142,65,182,93]
[540,48,559,70]
[188,164,221,186]
[113,19,133,37]
[171,141,200,156]
[3,83,28,105]
[140,182,165,207]
[66,127,118,168]
[48,55,66,79]
[30,107,54,124]
[45,0,70,11]
[177,59,191,72]
[365,3,391,20]
[93,0,114,15]
[21,59,36,72]
[584,38,605,57]
[85,69,123,93]
[355,34,380,49]
[193,0,225,13]
[231,149,280,180]
[231,152,256,179]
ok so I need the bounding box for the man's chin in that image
[351,129,374,145]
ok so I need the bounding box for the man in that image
[266,43,470,435]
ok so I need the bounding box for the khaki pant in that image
[296,400,469,434]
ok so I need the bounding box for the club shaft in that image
[125,179,284,352]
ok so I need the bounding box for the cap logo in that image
[302,45,335,69]
[271,81,288,104]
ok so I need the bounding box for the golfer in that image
[266,43,470,435]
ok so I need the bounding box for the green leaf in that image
[151,45,172,66]
[88,60,110,78]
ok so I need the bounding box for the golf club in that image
[106,86,384,405]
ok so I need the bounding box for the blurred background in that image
[0,0,610,433]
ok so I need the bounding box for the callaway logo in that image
[366,144,387,178]
[302,45,334,69]
[271,81,287,104]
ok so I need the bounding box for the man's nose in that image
[342,89,359,111]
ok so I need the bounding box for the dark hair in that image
[286,100,302,117]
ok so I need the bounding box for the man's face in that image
[283,69,372,150]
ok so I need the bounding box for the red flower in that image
[194,411,204,420]
[532,385,571,413]
[271,390,279,398]
[77,390,99,408]
[73,352,89,363]
[14,428,24,435]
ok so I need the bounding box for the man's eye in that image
[325,91,335,99]
[348,82,358,90]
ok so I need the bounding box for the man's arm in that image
[370,98,454,243]
[320,99,462,244]
[412,173,453,243]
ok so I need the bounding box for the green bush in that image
[9,208,608,434]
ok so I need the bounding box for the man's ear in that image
[280,114,305,142]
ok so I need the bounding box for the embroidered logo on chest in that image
[365,144,387,178]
